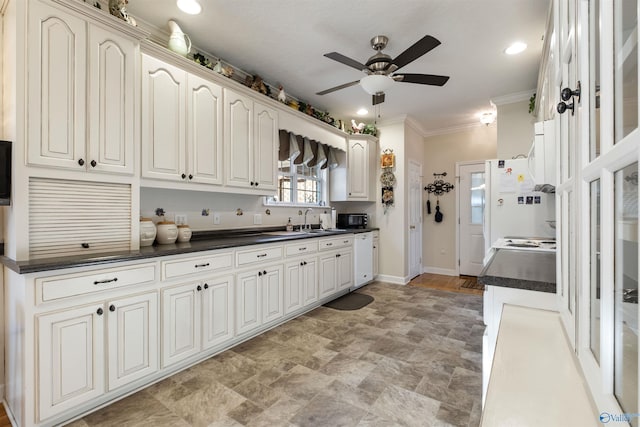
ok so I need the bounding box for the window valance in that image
[278,130,340,169]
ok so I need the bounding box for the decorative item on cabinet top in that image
[108,0,137,26]
[167,20,191,57]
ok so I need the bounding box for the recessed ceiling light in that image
[357,108,369,116]
[177,0,202,15]
[505,42,527,55]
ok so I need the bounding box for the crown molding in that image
[490,89,535,106]
[423,121,490,138]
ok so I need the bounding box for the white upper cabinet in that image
[330,134,378,201]
[225,89,278,192]
[27,0,137,175]
[141,55,187,182]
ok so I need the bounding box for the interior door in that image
[408,161,423,279]
[458,162,486,276]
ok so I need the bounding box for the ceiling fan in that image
[317,35,450,105]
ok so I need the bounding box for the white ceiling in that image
[126,0,550,133]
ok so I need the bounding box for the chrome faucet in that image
[303,208,313,231]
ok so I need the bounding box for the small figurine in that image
[193,52,212,69]
[221,65,234,78]
[305,104,314,116]
[351,119,365,134]
[250,75,268,95]
[212,60,223,74]
[109,0,137,26]
[277,86,286,103]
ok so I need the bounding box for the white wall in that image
[423,124,497,272]
[497,100,535,159]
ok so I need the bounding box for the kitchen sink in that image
[506,243,540,248]
[262,231,309,236]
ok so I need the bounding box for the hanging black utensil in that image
[426,199,431,214]
[435,199,443,222]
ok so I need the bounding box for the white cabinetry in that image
[528,120,556,186]
[38,291,158,420]
[27,0,137,174]
[161,274,234,367]
[330,134,378,201]
[373,231,379,278]
[284,257,318,314]
[225,89,278,192]
[142,55,224,185]
[318,236,354,297]
[236,264,284,335]
[354,232,374,288]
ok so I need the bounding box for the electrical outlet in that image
[213,212,221,225]
[175,214,187,225]
[253,214,262,225]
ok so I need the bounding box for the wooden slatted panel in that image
[30,178,132,258]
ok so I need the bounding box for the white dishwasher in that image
[353,232,373,290]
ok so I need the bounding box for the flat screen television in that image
[0,141,11,205]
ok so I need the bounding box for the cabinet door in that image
[236,270,261,335]
[262,264,284,324]
[303,257,319,306]
[284,261,304,315]
[187,74,223,185]
[201,275,234,350]
[347,140,368,198]
[141,55,186,182]
[27,0,86,169]
[253,102,278,191]
[318,254,338,298]
[337,250,354,290]
[373,238,379,278]
[107,292,158,391]
[38,305,105,420]
[225,89,253,188]
[162,282,201,367]
[87,25,136,175]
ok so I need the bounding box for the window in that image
[270,155,325,206]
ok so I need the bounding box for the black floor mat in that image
[323,293,374,310]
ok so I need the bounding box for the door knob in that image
[557,101,574,115]
[561,81,581,102]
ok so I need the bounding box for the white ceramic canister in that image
[177,224,192,243]
[167,20,192,57]
[140,217,157,247]
[156,221,178,244]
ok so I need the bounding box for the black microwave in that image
[337,213,368,229]
[0,141,10,205]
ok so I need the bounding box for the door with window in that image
[458,162,485,276]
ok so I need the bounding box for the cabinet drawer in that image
[318,235,354,251]
[236,245,282,266]
[162,252,233,280]
[285,240,318,257]
[37,263,156,303]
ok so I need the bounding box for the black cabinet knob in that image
[258,271,262,276]
[90,160,97,168]
[304,261,307,265]
[204,283,209,289]
[78,158,85,166]
[96,307,103,316]
[300,262,304,266]
[109,304,116,312]
[561,82,581,102]
[197,285,202,291]
[81,243,90,249]
[263,270,267,275]
[557,101,574,115]
[181,173,187,179]
[188,174,193,180]
[255,182,259,187]
[250,181,255,186]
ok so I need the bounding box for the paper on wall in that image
[499,173,517,193]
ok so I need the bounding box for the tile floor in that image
[69,279,484,427]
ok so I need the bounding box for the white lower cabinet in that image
[37,291,158,421]
[236,264,283,336]
[373,232,379,278]
[161,274,234,368]
[319,249,353,297]
[284,257,318,314]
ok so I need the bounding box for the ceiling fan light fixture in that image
[360,75,394,95]
[504,42,527,55]
[177,0,202,15]
[357,108,369,116]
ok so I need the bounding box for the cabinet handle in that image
[109,304,116,312]
[256,253,267,258]
[189,174,193,180]
[204,283,209,290]
[326,243,333,246]
[344,240,349,243]
[255,182,259,187]
[81,243,90,249]
[263,270,267,275]
[197,285,202,291]
[250,181,255,186]
[303,261,307,265]
[298,247,306,251]
[90,160,97,168]
[258,271,262,277]
[96,307,103,316]
[195,263,210,268]
[373,246,377,249]
[300,262,304,266]
[78,158,85,166]
[181,173,187,179]
[94,277,118,285]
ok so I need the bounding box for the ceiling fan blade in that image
[394,73,450,86]
[316,80,361,96]
[392,35,441,70]
[372,93,386,105]
[324,52,367,71]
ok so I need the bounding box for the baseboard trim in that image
[376,274,409,285]
[423,266,458,276]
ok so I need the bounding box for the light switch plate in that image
[213,212,221,225]
[253,214,262,225]
[175,214,187,225]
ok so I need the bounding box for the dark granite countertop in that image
[478,249,557,293]
[2,227,379,275]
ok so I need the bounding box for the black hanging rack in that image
[424,172,455,195]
